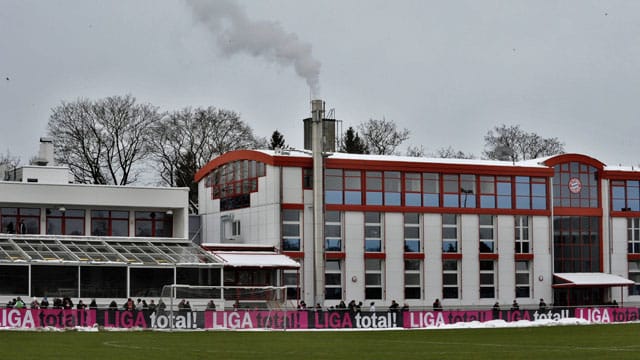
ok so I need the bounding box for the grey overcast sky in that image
[2,0,640,167]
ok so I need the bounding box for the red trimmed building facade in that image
[196,149,640,309]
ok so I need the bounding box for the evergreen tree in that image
[340,126,368,154]
[269,130,286,150]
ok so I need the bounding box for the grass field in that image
[1,323,640,359]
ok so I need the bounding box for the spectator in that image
[142,299,149,310]
[337,300,347,310]
[206,300,216,311]
[389,300,399,312]
[401,303,409,312]
[136,298,144,310]
[492,302,500,319]
[432,298,443,311]
[18,220,26,234]
[148,299,157,313]
[109,300,118,310]
[315,303,323,311]
[356,301,362,313]
[157,299,166,313]
[40,297,49,309]
[77,300,87,310]
[511,300,520,311]
[369,302,376,312]
[15,297,25,309]
[89,299,98,310]
[538,298,547,312]
[30,297,40,309]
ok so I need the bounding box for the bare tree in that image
[148,107,265,213]
[483,124,564,162]
[48,95,159,185]
[431,146,475,159]
[406,145,425,157]
[358,118,410,155]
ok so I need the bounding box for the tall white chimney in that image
[311,99,325,305]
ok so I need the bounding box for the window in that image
[365,259,383,299]
[443,174,459,207]
[612,180,640,211]
[553,162,598,208]
[553,216,600,273]
[325,211,342,251]
[91,210,129,236]
[515,216,531,253]
[422,173,440,207]
[442,214,459,253]
[284,268,300,300]
[516,176,547,210]
[232,220,241,236]
[443,174,476,208]
[442,260,460,299]
[629,261,640,296]
[479,215,495,253]
[384,171,401,206]
[210,160,264,210]
[515,261,531,298]
[405,173,422,206]
[365,171,383,205]
[134,211,173,237]
[303,168,313,189]
[460,174,476,208]
[46,208,85,235]
[365,212,382,252]
[325,169,343,204]
[404,259,421,299]
[404,213,421,253]
[325,260,342,300]
[497,176,512,209]
[1,207,40,234]
[0,265,28,295]
[282,210,301,251]
[344,170,362,205]
[130,267,174,297]
[479,176,496,208]
[629,218,640,254]
[479,260,495,298]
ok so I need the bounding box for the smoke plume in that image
[186,0,321,97]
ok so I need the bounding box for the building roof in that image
[0,235,221,267]
[553,273,635,288]
[211,251,300,269]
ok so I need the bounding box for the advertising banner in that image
[0,309,96,328]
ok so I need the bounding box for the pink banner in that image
[206,310,308,329]
[403,310,493,328]
[0,309,96,328]
[575,307,640,323]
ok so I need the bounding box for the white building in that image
[195,146,639,310]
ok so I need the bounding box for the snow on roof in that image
[553,273,635,287]
[212,251,300,269]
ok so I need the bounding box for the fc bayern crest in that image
[568,177,582,194]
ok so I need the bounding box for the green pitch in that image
[2,324,640,359]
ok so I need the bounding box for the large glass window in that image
[0,265,28,295]
[404,213,421,253]
[443,174,459,207]
[91,210,129,236]
[282,209,301,251]
[80,266,126,298]
[515,216,530,254]
[442,214,459,253]
[31,265,78,297]
[479,260,495,298]
[211,160,264,211]
[553,216,601,272]
[480,176,496,208]
[130,267,174,297]
[364,212,382,252]
[479,215,495,253]
[46,209,85,235]
[442,260,460,299]
[1,207,40,234]
[515,261,531,298]
[553,162,598,208]
[404,260,421,299]
[325,260,342,300]
[365,259,383,300]
[325,211,342,251]
[497,176,513,209]
[135,211,173,237]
